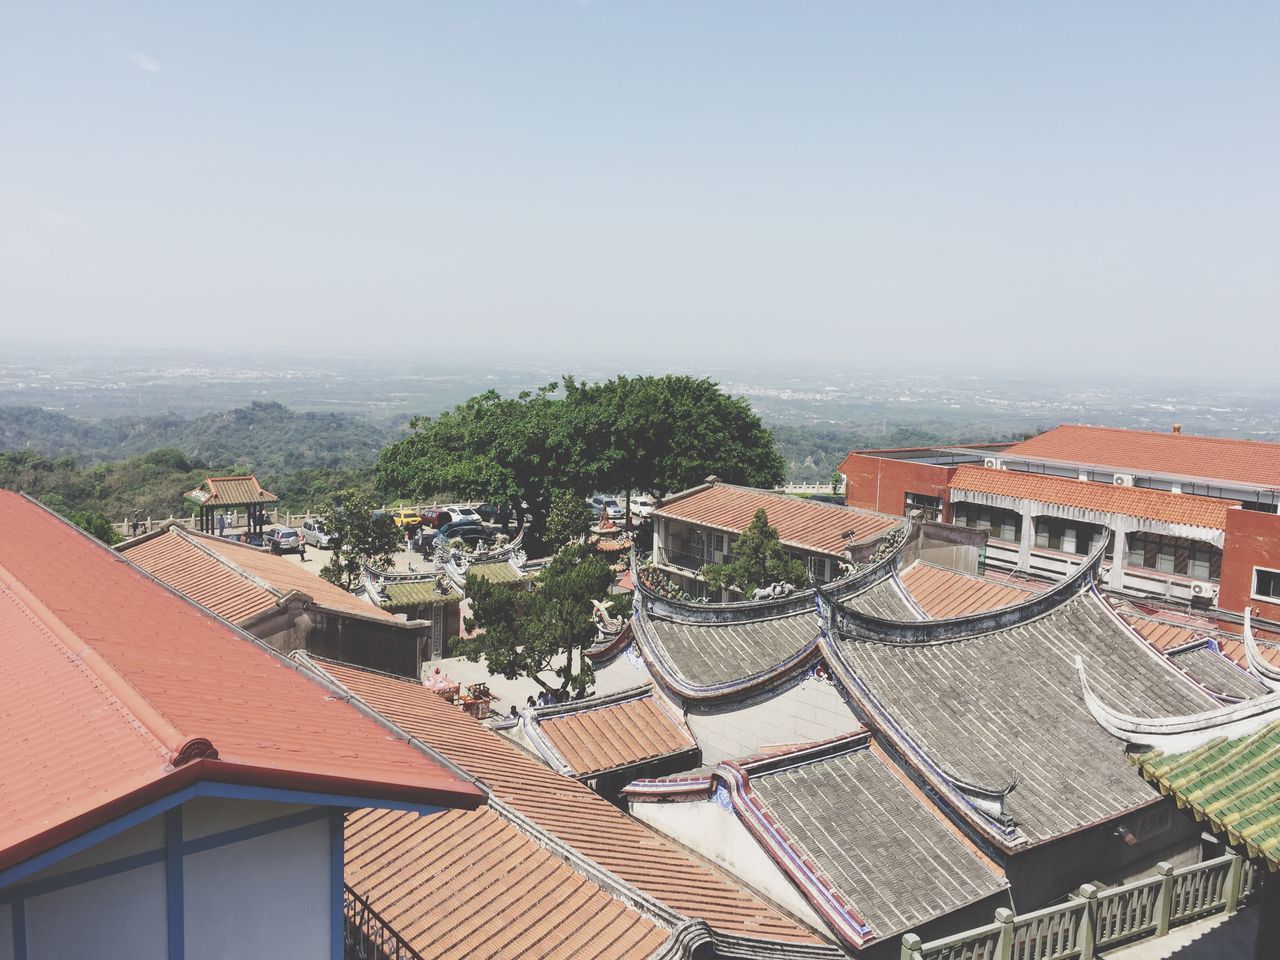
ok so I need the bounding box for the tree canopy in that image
[459,542,614,696]
[318,488,402,590]
[545,489,592,551]
[377,374,783,551]
[702,508,808,596]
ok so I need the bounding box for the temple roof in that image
[840,573,919,620]
[830,589,1217,845]
[121,526,405,625]
[654,481,901,556]
[526,685,697,778]
[899,562,1037,619]
[306,657,827,946]
[627,735,1007,948]
[635,604,820,695]
[0,492,480,875]
[1134,721,1280,870]
[381,577,463,608]
[183,474,278,505]
[346,806,671,959]
[1166,646,1271,702]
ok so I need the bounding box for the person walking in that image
[299,539,307,562]
[216,513,226,538]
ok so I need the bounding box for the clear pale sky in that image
[2,3,1276,373]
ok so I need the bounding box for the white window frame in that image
[1251,565,1280,603]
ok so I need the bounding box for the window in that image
[714,533,725,554]
[903,492,942,523]
[1033,518,1101,556]
[1255,568,1280,600]
[952,504,1021,542]
[1241,501,1279,514]
[1127,533,1221,581]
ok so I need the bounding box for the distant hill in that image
[0,401,399,474]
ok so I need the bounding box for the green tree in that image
[460,543,614,696]
[702,508,807,596]
[318,488,402,590]
[546,489,592,550]
[592,375,785,514]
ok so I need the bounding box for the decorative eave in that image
[823,536,1107,646]
[1077,655,1280,754]
[1242,607,1280,691]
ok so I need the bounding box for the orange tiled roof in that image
[0,492,480,873]
[655,482,900,555]
[347,806,669,960]
[121,527,399,624]
[314,659,822,944]
[1005,424,1280,489]
[185,474,279,505]
[949,466,1235,530]
[899,562,1035,619]
[535,687,697,777]
[1119,607,1280,673]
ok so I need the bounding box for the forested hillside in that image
[0,401,398,473]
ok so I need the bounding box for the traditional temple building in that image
[296,655,845,959]
[626,734,1011,956]
[650,479,903,597]
[840,423,1280,616]
[0,491,481,960]
[119,524,431,678]
[183,473,278,535]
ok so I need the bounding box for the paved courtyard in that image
[1101,907,1256,959]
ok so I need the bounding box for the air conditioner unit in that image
[983,457,1005,470]
[1113,474,1135,487]
[1190,581,1219,601]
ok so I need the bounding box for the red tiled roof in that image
[535,687,696,777]
[949,466,1236,530]
[655,483,900,555]
[347,806,669,960]
[185,474,278,505]
[899,562,1035,619]
[0,492,480,873]
[1118,607,1280,673]
[1005,424,1280,490]
[314,659,822,943]
[122,527,401,624]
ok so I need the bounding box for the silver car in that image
[265,526,302,554]
[301,518,335,548]
[587,495,625,521]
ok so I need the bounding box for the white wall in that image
[2,796,335,960]
[686,676,860,766]
[633,799,827,933]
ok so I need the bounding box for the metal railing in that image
[660,549,709,572]
[902,853,1253,960]
[344,884,422,960]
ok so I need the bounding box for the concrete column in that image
[1107,517,1131,591]
[1017,500,1035,572]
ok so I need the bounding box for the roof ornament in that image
[1242,607,1280,691]
[748,581,797,602]
[172,736,219,766]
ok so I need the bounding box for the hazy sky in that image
[3,3,1277,373]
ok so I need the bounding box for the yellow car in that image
[389,508,422,529]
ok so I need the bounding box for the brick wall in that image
[840,451,957,518]
[1218,508,1280,617]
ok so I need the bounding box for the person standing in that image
[216,513,226,537]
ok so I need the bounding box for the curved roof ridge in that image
[632,598,822,702]
[634,526,910,626]
[823,537,1106,646]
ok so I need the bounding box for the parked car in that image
[446,505,483,525]
[476,502,508,524]
[389,508,423,530]
[587,495,625,521]
[630,496,656,519]
[435,520,488,548]
[264,527,302,554]
[419,507,450,528]
[301,518,336,548]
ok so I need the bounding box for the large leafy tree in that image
[592,375,785,516]
[545,488,593,550]
[377,379,604,553]
[702,508,807,596]
[318,488,402,590]
[460,543,614,696]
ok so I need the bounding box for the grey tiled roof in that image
[751,746,1006,940]
[840,575,919,621]
[1169,646,1270,701]
[645,613,818,687]
[837,591,1217,842]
